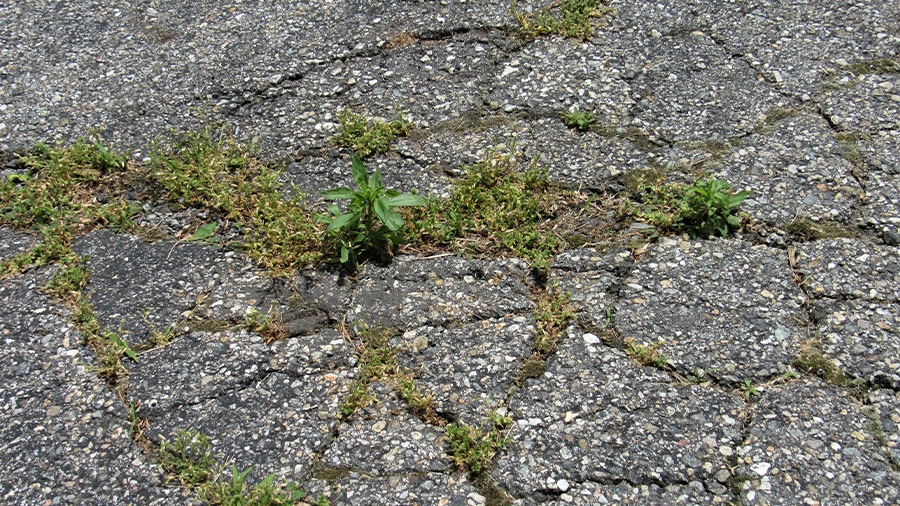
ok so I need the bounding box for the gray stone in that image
[0,226,37,260]
[795,238,900,303]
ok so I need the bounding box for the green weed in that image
[445,412,512,474]
[533,290,576,355]
[159,430,216,486]
[339,325,399,417]
[319,155,425,268]
[624,339,667,368]
[627,178,748,238]
[200,466,306,506]
[406,149,564,274]
[245,308,287,343]
[513,0,614,39]
[562,108,597,132]
[332,109,412,157]
[150,127,323,273]
[0,138,139,276]
[740,379,760,400]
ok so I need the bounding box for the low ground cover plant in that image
[331,109,412,157]
[513,0,614,39]
[626,177,749,238]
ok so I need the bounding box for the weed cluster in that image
[339,324,438,423]
[562,108,597,132]
[532,290,576,355]
[158,430,316,505]
[0,138,139,277]
[150,128,323,273]
[624,338,667,368]
[332,109,412,157]
[626,178,749,238]
[444,412,512,474]
[320,155,425,267]
[407,149,565,273]
[513,0,614,39]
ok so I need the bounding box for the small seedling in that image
[563,108,597,132]
[245,308,287,343]
[624,339,667,368]
[320,155,425,267]
[127,402,148,440]
[741,379,760,400]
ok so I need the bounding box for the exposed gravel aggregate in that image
[493,326,745,502]
[3,0,900,503]
[712,113,863,225]
[0,270,193,505]
[616,238,805,383]
[795,238,900,303]
[733,380,900,505]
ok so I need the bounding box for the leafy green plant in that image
[741,379,760,400]
[319,155,425,267]
[332,109,412,157]
[680,179,749,238]
[533,290,576,355]
[159,430,216,486]
[513,0,614,39]
[628,178,748,238]
[624,339,667,368]
[562,108,597,132]
[445,412,512,474]
[201,466,306,506]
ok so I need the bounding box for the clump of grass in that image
[159,429,311,505]
[562,108,597,132]
[332,109,412,157]
[406,149,565,274]
[533,290,576,355]
[445,412,512,474]
[624,338,668,368]
[513,0,615,40]
[0,138,140,277]
[150,127,323,273]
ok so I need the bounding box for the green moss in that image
[848,58,900,75]
[793,340,845,386]
[785,219,855,241]
[516,357,547,385]
[312,466,351,483]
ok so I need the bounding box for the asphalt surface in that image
[2,1,899,505]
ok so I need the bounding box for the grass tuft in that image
[332,109,412,157]
[513,0,615,40]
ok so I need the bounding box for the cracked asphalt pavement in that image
[2,1,900,505]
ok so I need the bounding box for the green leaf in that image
[322,187,357,200]
[327,212,358,231]
[374,198,404,231]
[186,222,217,242]
[370,170,383,190]
[729,191,750,208]
[727,214,741,227]
[340,245,350,263]
[386,193,427,207]
[351,155,369,188]
[107,332,138,363]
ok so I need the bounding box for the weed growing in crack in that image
[150,127,323,273]
[626,177,749,238]
[0,137,140,277]
[445,412,512,474]
[200,466,307,506]
[159,429,311,505]
[533,290,576,356]
[319,155,425,268]
[624,338,667,368]
[740,379,760,400]
[406,149,568,275]
[562,108,597,132]
[159,430,216,486]
[513,0,615,39]
[332,109,412,157]
[245,307,287,343]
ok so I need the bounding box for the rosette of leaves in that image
[320,155,426,267]
[679,179,749,238]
